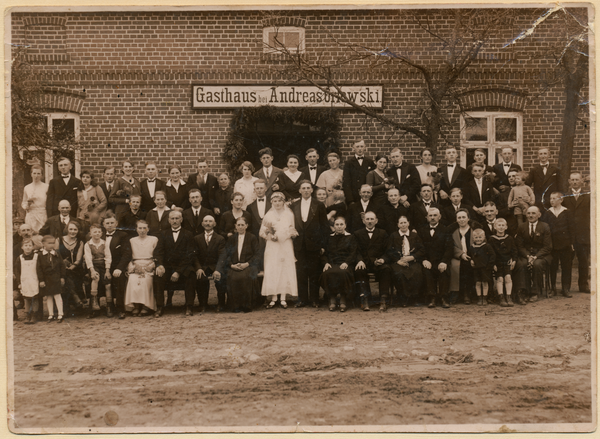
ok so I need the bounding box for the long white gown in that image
[259,206,298,298]
[22,182,48,233]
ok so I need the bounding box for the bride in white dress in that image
[259,192,298,309]
[21,164,48,233]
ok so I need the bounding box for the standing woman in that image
[416,148,439,187]
[316,152,344,207]
[219,192,252,238]
[165,165,190,210]
[233,161,258,210]
[77,170,107,227]
[260,192,299,309]
[216,216,260,313]
[146,190,171,236]
[58,221,85,312]
[279,155,308,203]
[21,164,49,233]
[449,208,480,304]
[366,154,391,210]
[109,160,141,218]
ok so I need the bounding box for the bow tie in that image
[504,163,510,167]
[366,229,375,233]
[310,167,317,171]
[356,156,364,160]
[206,232,213,237]
[542,164,549,168]
[61,174,70,178]
[447,164,454,168]
[430,226,437,229]
[400,233,410,237]
[424,201,431,205]
[172,228,181,233]
[147,179,155,183]
[258,198,265,202]
[106,232,114,236]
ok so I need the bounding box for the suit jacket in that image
[253,166,284,197]
[104,230,131,271]
[562,190,590,245]
[385,162,420,202]
[154,228,196,276]
[291,198,329,253]
[526,164,561,207]
[342,156,375,205]
[46,175,83,217]
[279,170,310,201]
[247,197,272,237]
[541,209,573,250]
[36,250,66,293]
[354,227,389,267]
[439,164,469,197]
[346,199,378,233]
[39,215,81,239]
[216,232,260,273]
[441,202,474,227]
[146,207,171,237]
[139,178,167,213]
[99,182,117,213]
[385,230,425,264]
[492,162,522,190]
[187,172,218,209]
[378,202,409,235]
[463,178,496,209]
[515,221,552,260]
[417,223,453,265]
[408,200,441,229]
[182,206,214,237]
[193,231,226,274]
[300,165,326,188]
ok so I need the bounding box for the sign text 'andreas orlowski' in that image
[192,85,383,109]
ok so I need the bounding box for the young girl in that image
[84,224,113,318]
[508,171,535,226]
[37,235,66,322]
[468,229,496,306]
[489,218,518,307]
[15,240,39,324]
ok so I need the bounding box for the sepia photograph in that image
[5,3,596,434]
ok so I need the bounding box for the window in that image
[460,111,522,168]
[262,26,305,54]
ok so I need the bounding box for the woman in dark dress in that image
[218,192,252,238]
[58,221,86,314]
[165,165,190,210]
[321,216,359,312]
[279,154,309,202]
[366,154,391,210]
[109,160,142,218]
[146,190,171,236]
[216,216,259,312]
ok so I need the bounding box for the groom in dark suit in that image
[526,147,561,208]
[299,148,326,189]
[193,215,227,312]
[291,180,329,307]
[154,210,197,317]
[342,140,375,205]
[46,157,83,217]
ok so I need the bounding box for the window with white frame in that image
[262,26,305,54]
[459,111,522,168]
[20,112,80,184]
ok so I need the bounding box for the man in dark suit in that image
[442,188,474,227]
[46,157,83,217]
[386,147,420,205]
[417,207,453,308]
[409,184,441,229]
[353,211,391,311]
[253,147,283,198]
[562,172,590,293]
[187,157,218,210]
[102,213,131,319]
[193,215,227,312]
[346,184,377,233]
[300,148,326,189]
[464,163,497,223]
[118,195,147,237]
[182,188,214,237]
[526,147,562,208]
[140,161,167,213]
[154,210,197,316]
[513,206,553,303]
[246,180,271,237]
[378,188,409,235]
[39,200,81,239]
[342,140,375,205]
[438,146,469,205]
[492,146,522,192]
[98,166,116,213]
[292,180,329,307]
[480,202,500,240]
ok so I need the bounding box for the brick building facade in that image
[10,7,592,185]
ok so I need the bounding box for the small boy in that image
[213,173,233,218]
[36,235,66,322]
[489,218,518,307]
[84,223,113,318]
[14,239,40,323]
[468,228,496,306]
[508,171,535,226]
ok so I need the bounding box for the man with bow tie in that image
[40,200,83,239]
[346,184,377,233]
[353,211,391,311]
[492,147,522,193]
[247,180,271,238]
[46,157,83,217]
[480,202,500,239]
[187,157,218,210]
[299,148,326,190]
[343,140,375,205]
[417,208,453,308]
[140,161,167,213]
[526,147,562,209]
[409,183,441,229]
[253,147,283,198]
[182,189,214,237]
[385,147,420,205]
[513,206,552,304]
[438,146,469,204]
[99,166,117,213]
[102,213,131,319]
[193,215,227,312]
[154,210,197,317]
[464,163,497,223]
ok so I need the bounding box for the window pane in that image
[495,118,517,142]
[285,32,300,48]
[464,117,487,141]
[52,118,75,142]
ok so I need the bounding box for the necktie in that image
[62,217,67,225]
[266,168,270,180]
[488,222,494,231]
[575,191,580,200]
[107,184,112,192]
[206,233,212,244]
[530,224,534,238]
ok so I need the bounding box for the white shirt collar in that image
[330,231,352,236]
[153,206,170,212]
[572,188,582,194]
[552,205,567,216]
[166,179,185,187]
[42,249,56,255]
[530,221,538,229]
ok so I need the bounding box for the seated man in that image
[409,183,441,229]
[353,211,392,312]
[378,188,409,235]
[193,215,227,312]
[513,206,552,304]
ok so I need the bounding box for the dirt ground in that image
[9,285,594,433]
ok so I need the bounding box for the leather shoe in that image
[295,301,306,308]
[529,295,538,303]
[464,296,471,305]
[428,299,436,308]
[379,302,387,312]
[118,312,126,319]
[561,290,573,298]
[266,301,276,309]
[280,301,288,309]
[185,307,193,316]
[441,298,450,309]
[154,308,163,318]
[311,301,319,308]
[340,304,347,313]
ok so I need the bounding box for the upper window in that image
[460,111,522,168]
[263,26,305,54]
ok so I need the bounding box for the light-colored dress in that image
[416,164,438,186]
[125,235,158,311]
[259,206,298,298]
[19,253,39,297]
[316,168,344,207]
[77,185,107,225]
[234,176,258,210]
[21,182,48,233]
